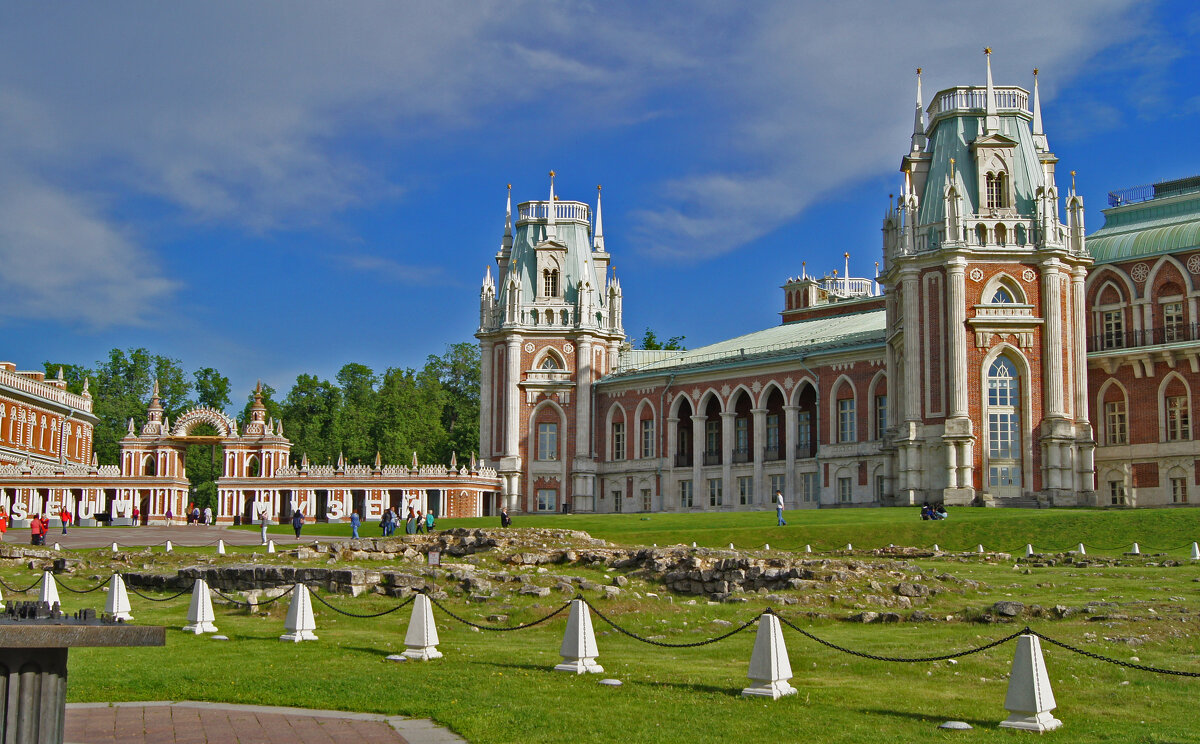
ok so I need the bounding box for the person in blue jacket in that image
[350,510,361,539]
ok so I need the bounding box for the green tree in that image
[86,348,191,465]
[639,328,686,350]
[41,363,90,395]
[424,342,480,461]
[373,366,447,465]
[193,368,232,412]
[333,364,378,465]
[239,383,284,428]
[281,374,342,465]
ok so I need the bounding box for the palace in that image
[479,55,1200,513]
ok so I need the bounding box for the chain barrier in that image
[426,593,572,631]
[308,589,414,618]
[125,581,198,602]
[211,584,296,608]
[56,577,110,594]
[1029,630,1200,678]
[775,613,1026,662]
[582,597,762,648]
[0,575,43,594]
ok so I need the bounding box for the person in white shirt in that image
[775,490,787,526]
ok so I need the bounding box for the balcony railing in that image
[795,443,816,458]
[1088,323,1200,353]
[732,447,750,464]
[928,86,1029,119]
[675,453,691,468]
[703,452,721,466]
[517,200,590,222]
[763,447,782,462]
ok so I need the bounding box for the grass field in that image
[6,508,1200,743]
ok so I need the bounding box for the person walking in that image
[132,505,140,526]
[415,509,425,534]
[350,510,361,539]
[0,507,8,542]
[425,510,435,534]
[258,503,269,544]
[774,489,787,526]
[204,506,213,526]
[60,507,71,535]
[291,510,305,538]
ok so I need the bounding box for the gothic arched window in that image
[986,172,1008,210]
[986,356,1021,490]
[543,269,559,298]
[990,287,1015,304]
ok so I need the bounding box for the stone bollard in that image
[105,574,133,622]
[217,540,226,555]
[403,594,442,660]
[1131,542,1141,555]
[1076,543,1086,555]
[999,634,1062,732]
[977,544,985,553]
[805,545,812,553]
[39,571,61,608]
[182,579,218,634]
[932,544,940,552]
[268,540,276,553]
[0,586,4,611]
[1191,542,1199,560]
[845,543,853,551]
[741,611,796,699]
[111,542,119,553]
[1025,544,1034,557]
[764,544,770,551]
[691,542,697,548]
[280,584,318,642]
[165,540,173,553]
[729,543,735,550]
[555,599,603,674]
[52,542,61,551]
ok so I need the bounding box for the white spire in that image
[1031,68,1048,151]
[984,47,999,134]
[501,184,513,250]
[545,170,558,242]
[910,67,926,153]
[593,185,605,251]
[483,264,493,291]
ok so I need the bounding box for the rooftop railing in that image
[1087,322,1200,353]
[1107,175,1200,207]
[517,201,591,222]
[0,368,93,413]
[927,86,1029,119]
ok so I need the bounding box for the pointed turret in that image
[81,377,90,397]
[91,452,98,469]
[374,451,382,469]
[503,184,513,249]
[984,48,999,134]
[300,451,309,469]
[593,185,605,251]
[1031,68,1048,152]
[910,68,927,153]
[337,451,345,469]
[412,451,419,469]
[56,367,64,382]
[545,170,558,242]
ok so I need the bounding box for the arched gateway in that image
[0,382,500,526]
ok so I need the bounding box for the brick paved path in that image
[66,702,466,744]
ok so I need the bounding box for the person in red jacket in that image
[60,508,72,535]
[29,514,44,545]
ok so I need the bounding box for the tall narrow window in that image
[986,356,1022,488]
[536,489,557,512]
[1109,480,1126,506]
[705,420,720,460]
[738,476,753,505]
[1166,395,1190,441]
[708,478,723,507]
[537,422,558,460]
[1104,400,1127,445]
[837,398,856,443]
[640,419,655,458]
[734,418,749,460]
[1102,310,1125,349]
[542,269,559,297]
[837,477,852,503]
[641,489,652,511]
[1164,301,1185,342]
[1172,477,1188,504]
[679,480,693,508]
[986,172,1007,209]
[796,411,812,455]
[765,413,780,458]
[611,422,625,460]
[874,395,887,439]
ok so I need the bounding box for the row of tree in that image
[45,343,480,507]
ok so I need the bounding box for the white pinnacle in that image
[280,584,318,642]
[183,578,218,634]
[105,574,133,621]
[403,594,442,660]
[39,571,61,608]
[741,612,796,699]
[555,599,603,674]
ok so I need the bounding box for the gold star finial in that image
[1033,68,1039,76]
[984,47,991,55]
[549,170,556,178]
[916,67,922,75]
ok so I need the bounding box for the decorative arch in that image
[605,402,627,461]
[172,407,237,438]
[1145,254,1194,296]
[535,348,566,370]
[634,398,657,459]
[756,381,786,409]
[980,272,1027,305]
[829,374,857,444]
[1095,377,1130,446]
[867,370,889,440]
[528,398,568,462]
[787,376,819,408]
[1157,371,1192,442]
[1086,265,1136,307]
[980,344,1033,496]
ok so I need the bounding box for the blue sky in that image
[1,1,1197,408]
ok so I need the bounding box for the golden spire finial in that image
[597,184,602,192]
[949,157,956,178]
[507,183,511,189]
[1071,170,1077,189]
[984,47,991,55]
[549,170,556,178]
[916,67,922,75]
[1033,67,1039,76]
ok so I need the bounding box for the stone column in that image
[945,441,958,489]
[479,340,493,460]
[946,257,969,418]
[504,335,522,459]
[1070,266,1088,422]
[665,416,678,469]
[721,411,736,506]
[751,407,766,504]
[1041,260,1066,417]
[900,268,921,422]
[575,337,593,458]
[691,414,705,509]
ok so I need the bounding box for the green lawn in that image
[7,508,1200,743]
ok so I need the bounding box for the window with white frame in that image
[875,474,886,501]
[1109,479,1126,506]
[738,476,753,505]
[640,418,655,458]
[837,477,852,503]
[987,356,1022,488]
[1164,301,1185,342]
[679,479,693,508]
[536,489,557,512]
[765,413,780,455]
[1167,395,1190,441]
[796,411,812,455]
[641,488,652,511]
[734,417,749,459]
[875,395,887,439]
[614,490,623,512]
[1105,400,1127,445]
[986,172,1007,210]
[1102,310,1124,349]
[705,419,721,457]
[837,398,856,443]
[769,474,785,498]
[708,478,722,507]
[537,422,559,460]
[990,286,1015,304]
[799,472,818,502]
[612,421,625,460]
[1172,477,1188,504]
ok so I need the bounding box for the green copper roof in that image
[918,113,1045,227]
[1087,192,1200,264]
[605,310,886,382]
[498,208,600,306]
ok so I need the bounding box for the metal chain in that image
[125,582,198,602]
[582,597,761,648]
[0,576,43,594]
[1030,630,1200,677]
[211,584,295,608]
[307,590,414,618]
[425,593,573,631]
[56,578,110,594]
[775,613,1026,662]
